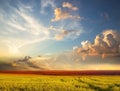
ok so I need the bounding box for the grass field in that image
[0,74,120,91]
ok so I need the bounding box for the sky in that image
[0,0,120,70]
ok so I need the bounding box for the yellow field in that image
[0,74,120,91]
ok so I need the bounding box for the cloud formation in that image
[1,51,120,70]
[75,30,120,60]
[51,8,80,22]
[0,2,50,55]
[62,2,78,11]
[0,0,83,56]
[51,2,80,22]
[12,56,51,70]
[49,25,81,41]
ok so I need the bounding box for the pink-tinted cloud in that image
[75,30,120,60]
[51,8,80,22]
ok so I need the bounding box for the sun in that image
[11,48,19,54]
[8,45,20,55]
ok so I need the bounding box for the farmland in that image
[0,74,120,91]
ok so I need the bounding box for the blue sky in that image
[0,0,120,56]
[0,0,120,70]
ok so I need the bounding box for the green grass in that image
[0,74,120,91]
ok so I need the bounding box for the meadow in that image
[0,74,120,91]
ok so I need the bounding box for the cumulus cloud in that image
[51,2,80,22]
[51,8,80,22]
[62,2,78,11]
[75,30,120,60]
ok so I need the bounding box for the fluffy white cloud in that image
[51,7,80,22]
[76,30,120,60]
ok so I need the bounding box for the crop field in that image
[0,74,120,91]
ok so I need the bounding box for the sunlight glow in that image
[8,45,20,55]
